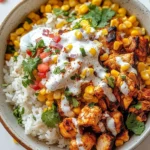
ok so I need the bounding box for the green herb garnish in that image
[41,104,60,127]
[80,48,87,57]
[25,17,32,24]
[106,76,115,88]
[36,39,45,49]
[13,56,18,62]
[33,115,36,121]
[55,49,60,54]
[44,48,51,52]
[28,45,36,56]
[126,113,145,135]
[22,75,33,88]
[88,102,95,108]
[72,98,79,108]
[67,15,76,23]
[72,22,81,30]
[121,75,126,80]
[13,106,25,125]
[132,103,142,110]
[6,45,15,54]
[83,5,115,28]
[70,74,80,80]
[53,67,66,74]
[53,8,69,16]
[1,84,9,87]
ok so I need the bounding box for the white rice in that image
[3,54,69,148]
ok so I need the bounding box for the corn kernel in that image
[80,69,87,79]
[103,0,112,7]
[118,23,127,31]
[131,29,141,36]
[73,107,81,115]
[145,80,150,86]
[123,38,131,47]
[137,62,146,73]
[121,64,130,72]
[85,85,94,95]
[66,44,73,52]
[102,29,108,35]
[128,15,137,23]
[110,19,119,27]
[75,4,81,12]
[85,26,91,34]
[48,0,58,5]
[89,48,97,56]
[69,0,78,7]
[80,0,87,3]
[92,0,102,6]
[46,100,53,107]
[16,28,25,35]
[100,53,109,61]
[75,30,83,40]
[63,0,69,5]
[10,33,17,41]
[38,94,46,102]
[56,21,66,29]
[14,40,20,48]
[40,5,45,13]
[53,90,62,100]
[133,21,139,27]
[28,12,36,19]
[79,4,89,14]
[124,21,132,28]
[61,5,70,11]
[118,8,127,16]
[113,41,122,51]
[115,140,124,147]
[111,3,119,12]
[46,93,54,101]
[14,52,18,57]
[141,70,150,80]
[5,54,12,61]
[23,22,32,31]
[52,55,58,64]
[83,93,94,101]
[111,69,119,78]
[141,28,146,35]
[80,20,90,29]
[39,88,46,95]
[88,68,94,75]
[45,4,52,13]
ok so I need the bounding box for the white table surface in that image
[0,0,150,150]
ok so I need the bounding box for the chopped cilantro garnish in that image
[83,5,115,28]
[13,56,18,62]
[106,76,115,88]
[72,22,81,30]
[80,48,87,57]
[25,17,32,24]
[33,115,36,121]
[6,45,15,54]
[132,103,142,110]
[28,45,36,56]
[121,75,126,80]
[55,49,60,54]
[41,104,60,127]
[72,98,79,108]
[36,39,45,49]
[126,113,145,135]
[67,15,76,23]
[53,67,66,74]
[70,74,80,80]
[22,57,41,87]
[44,48,51,52]
[53,8,69,16]
[1,84,9,87]
[88,102,95,108]
[13,106,25,125]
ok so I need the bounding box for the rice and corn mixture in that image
[3,0,150,149]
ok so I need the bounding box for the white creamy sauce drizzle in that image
[61,96,74,117]
[72,118,85,150]
[104,113,117,136]
[99,82,117,102]
[120,81,129,95]
[98,122,105,132]
[116,57,137,75]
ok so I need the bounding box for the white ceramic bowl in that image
[0,0,150,150]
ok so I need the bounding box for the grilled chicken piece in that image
[59,118,77,139]
[78,105,102,127]
[110,111,124,134]
[96,133,115,150]
[98,99,107,112]
[105,97,119,111]
[136,112,148,122]
[138,88,150,100]
[69,133,96,150]
[115,129,129,147]
[92,121,106,133]
[121,96,133,110]
[94,86,104,99]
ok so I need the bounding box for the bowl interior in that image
[0,0,150,150]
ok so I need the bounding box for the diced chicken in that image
[59,118,77,139]
[136,112,147,122]
[92,122,106,133]
[94,86,104,99]
[105,97,119,111]
[115,129,129,147]
[98,99,107,112]
[96,133,114,150]
[138,88,150,100]
[121,96,133,110]
[69,133,96,150]
[78,105,102,127]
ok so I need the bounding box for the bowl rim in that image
[0,0,150,150]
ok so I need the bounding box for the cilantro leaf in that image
[25,17,32,24]
[126,113,145,135]
[44,48,51,52]
[80,48,87,57]
[53,8,69,16]
[132,103,142,110]
[70,74,80,80]
[41,104,60,127]
[36,39,45,49]
[106,76,115,88]
[13,106,25,125]
[72,22,81,30]
[53,67,66,74]
[28,45,36,56]
[67,16,76,23]
[121,75,126,80]
[98,9,116,28]
[88,102,95,108]
[22,75,33,88]
[72,98,79,108]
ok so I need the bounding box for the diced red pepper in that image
[53,35,61,43]
[40,52,50,59]
[49,34,54,38]
[26,49,32,56]
[38,63,49,73]
[30,81,41,91]
[38,82,45,89]
[38,72,47,78]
